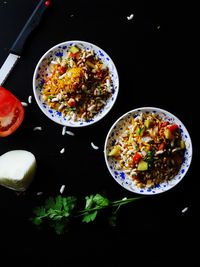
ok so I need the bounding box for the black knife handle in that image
[10,0,51,55]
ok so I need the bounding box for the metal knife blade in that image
[0,0,51,86]
[0,54,20,86]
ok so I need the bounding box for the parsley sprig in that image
[31,194,142,234]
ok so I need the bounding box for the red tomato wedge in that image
[168,124,179,132]
[0,86,24,137]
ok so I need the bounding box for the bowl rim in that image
[104,106,193,195]
[32,40,119,127]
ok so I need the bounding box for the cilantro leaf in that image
[32,217,42,226]
[31,195,77,234]
[31,193,142,234]
[93,194,109,207]
[82,211,98,223]
[85,195,94,209]
[80,194,110,223]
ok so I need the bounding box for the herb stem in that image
[31,194,144,234]
[111,196,143,205]
[77,196,143,216]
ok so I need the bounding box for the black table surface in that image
[0,1,198,266]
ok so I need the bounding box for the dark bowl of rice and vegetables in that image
[104,107,192,195]
[33,40,119,127]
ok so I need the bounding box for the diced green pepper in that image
[144,119,153,128]
[108,145,121,157]
[137,160,148,171]
[180,139,185,149]
[164,128,173,139]
[86,60,96,68]
[69,46,79,54]
[136,127,145,136]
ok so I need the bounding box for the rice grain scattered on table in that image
[66,130,75,136]
[33,126,42,131]
[91,142,99,150]
[127,14,134,20]
[60,184,65,194]
[181,207,188,213]
[62,126,66,136]
[36,192,43,196]
[21,102,28,107]
[28,95,32,104]
[60,148,65,154]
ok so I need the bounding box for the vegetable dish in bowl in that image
[104,107,192,195]
[33,40,119,127]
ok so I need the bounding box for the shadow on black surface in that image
[0,186,198,266]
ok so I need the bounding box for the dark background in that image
[0,0,198,266]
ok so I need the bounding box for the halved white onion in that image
[0,150,36,191]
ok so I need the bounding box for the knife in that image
[0,0,51,86]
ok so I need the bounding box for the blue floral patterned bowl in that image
[104,107,193,195]
[33,40,119,127]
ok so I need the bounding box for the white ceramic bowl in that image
[33,40,119,127]
[104,107,193,195]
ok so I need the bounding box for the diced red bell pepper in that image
[158,142,165,150]
[168,124,179,132]
[132,153,142,164]
[68,98,76,107]
[57,66,67,75]
[69,52,77,59]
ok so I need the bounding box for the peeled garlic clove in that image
[0,150,36,191]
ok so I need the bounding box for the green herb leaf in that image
[31,193,142,234]
[93,194,109,207]
[32,217,42,226]
[82,211,98,223]
[85,195,95,209]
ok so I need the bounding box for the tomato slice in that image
[0,86,24,137]
[168,124,179,132]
